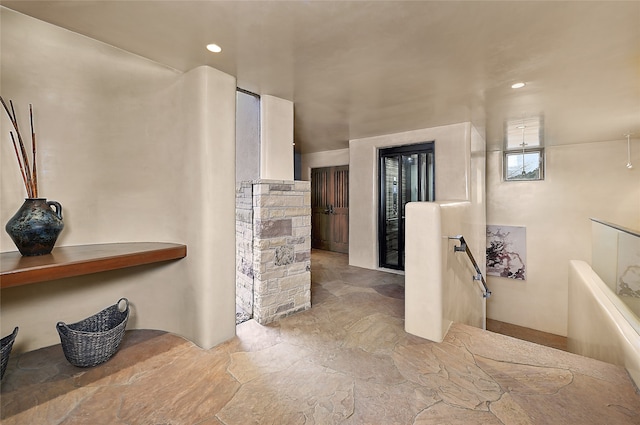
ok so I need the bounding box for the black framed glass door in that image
[379,142,435,270]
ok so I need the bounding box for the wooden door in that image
[311,168,332,251]
[311,166,349,253]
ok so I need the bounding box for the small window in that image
[503,116,545,181]
[504,149,544,181]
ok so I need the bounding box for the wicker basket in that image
[56,298,129,367]
[1,327,19,380]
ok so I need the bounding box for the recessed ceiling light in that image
[206,43,222,53]
[511,82,526,89]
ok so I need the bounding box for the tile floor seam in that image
[450,330,579,377]
[487,393,527,425]
[114,391,128,425]
[454,341,580,400]
[55,389,97,425]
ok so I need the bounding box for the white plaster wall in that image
[0,9,236,351]
[487,139,640,336]
[469,124,487,275]
[440,202,487,329]
[405,124,486,342]
[300,148,349,181]
[260,95,293,180]
[348,123,472,270]
[441,125,487,328]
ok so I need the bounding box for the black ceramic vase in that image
[5,198,64,256]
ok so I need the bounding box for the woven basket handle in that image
[117,298,129,313]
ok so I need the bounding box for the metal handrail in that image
[448,235,491,298]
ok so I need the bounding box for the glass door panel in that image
[379,143,434,270]
[382,156,400,267]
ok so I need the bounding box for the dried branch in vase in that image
[1,96,38,198]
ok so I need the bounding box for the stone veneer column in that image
[236,179,311,324]
[235,181,255,316]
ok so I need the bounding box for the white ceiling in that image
[2,1,639,154]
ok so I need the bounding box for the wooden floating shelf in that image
[0,242,187,289]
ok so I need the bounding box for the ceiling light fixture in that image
[511,82,526,89]
[206,43,222,53]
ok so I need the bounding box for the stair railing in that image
[448,235,491,298]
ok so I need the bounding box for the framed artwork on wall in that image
[486,225,526,280]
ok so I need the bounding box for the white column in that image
[260,95,294,180]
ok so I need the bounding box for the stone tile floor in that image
[1,249,639,424]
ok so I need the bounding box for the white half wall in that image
[568,260,640,387]
[405,202,445,340]
[0,9,236,352]
[405,201,487,342]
